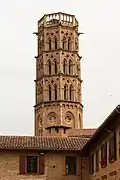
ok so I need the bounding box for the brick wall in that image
[0,150,84,180]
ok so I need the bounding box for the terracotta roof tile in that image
[68,129,97,137]
[0,136,89,151]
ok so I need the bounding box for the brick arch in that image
[64,111,75,128]
[47,112,57,125]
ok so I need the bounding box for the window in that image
[54,85,57,100]
[89,153,94,175]
[63,60,67,74]
[100,142,107,168]
[69,60,73,74]
[69,85,74,101]
[68,37,71,50]
[65,156,76,175]
[55,37,57,49]
[49,39,51,50]
[48,60,51,75]
[49,85,51,101]
[63,36,66,49]
[64,85,67,100]
[55,127,59,133]
[95,149,99,172]
[19,155,44,175]
[54,60,57,74]
[27,156,37,173]
[109,132,116,163]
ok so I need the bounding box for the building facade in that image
[0,12,120,180]
[34,12,83,136]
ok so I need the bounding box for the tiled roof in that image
[68,129,96,137]
[0,136,89,151]
[82,105,120,151]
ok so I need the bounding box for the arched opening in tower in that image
[69,60,73,74]
[48,60,51,75]
[63,60,67,74]
[63,36,66,49]
[49,85,51,101]
[55,85,57,100]
[49,39,51,50]
[64,85,67,100]
[69,85,74,101]
[54,60,57,74]
[55,37,57,50]
[68,37,71,50]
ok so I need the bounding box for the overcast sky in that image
[0,0,120,135]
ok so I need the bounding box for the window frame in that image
[109,132,116,163]
[100,142,107,168]
[65,156,77,175]
[19,155,45,175]
[89,153,94,175]
[95,149,99,172]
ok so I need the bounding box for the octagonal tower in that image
[34,12,83,136]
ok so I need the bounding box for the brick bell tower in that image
[34,12,83,136]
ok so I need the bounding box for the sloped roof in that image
[82,105,120,151]
[68,129,96,138]
[0,136,89,151]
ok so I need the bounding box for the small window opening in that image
[55,85,57,100]
[49,39,51,50]
[55,127,59,133]
[49,86,51,101]
[48,60,51,75]
[55,60,57,74]
[55,37,57,49]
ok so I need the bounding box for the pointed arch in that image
[54,59,57,74]
[69,84,74,101]
[49,85,51,101]
[63,59,67,74]
[49,38,51,50]
[64,84,68,100]
[69,60,73,74]
[54,36,57,50]
[68,37,71,50]
[54,85,57,100]
[63,36,66,49]
[48,60,51,75]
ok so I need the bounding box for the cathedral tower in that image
[34,12,83,136]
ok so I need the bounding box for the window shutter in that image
[39,156,45,174]
[19,156,26,174]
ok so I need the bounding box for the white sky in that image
[0,0,120,135]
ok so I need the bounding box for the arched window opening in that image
[64,85,67,100]
[79,114,81,128]
[49,39,51,50]
[55,60,57,74]
[55,37,57,49]
[48,60,51,75]
[69,85,74,101]
[49,85,51,101]
[68,37,71,50]
[63,36,66,49]
[55,85,57,100]
[63,60,67,74]
[69,60,73,74]
[55,127,59,133]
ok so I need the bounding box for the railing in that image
[38,12,78,28]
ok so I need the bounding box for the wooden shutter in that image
[39,155,45,174]
[19,155,26,174]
